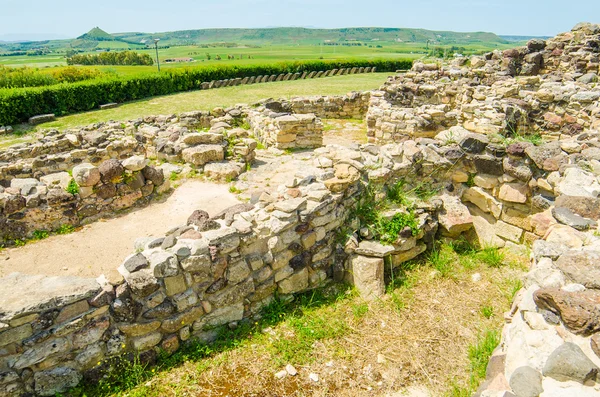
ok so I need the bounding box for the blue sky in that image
[1,0,598,39]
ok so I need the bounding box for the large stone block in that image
[349,255,384,301]
[277,268,309,295]
[34,367,81,396]
[181,145,224,166]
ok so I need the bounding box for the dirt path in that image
[0,180,239,283]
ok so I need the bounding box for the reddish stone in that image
[534,288,600,336]
[179,229,203,240]
[286,188,302,198]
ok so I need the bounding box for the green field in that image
[0,44,425,70]
[0,26,520,72]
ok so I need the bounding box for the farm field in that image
[0,40,517,72]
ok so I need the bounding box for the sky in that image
[1,0,598,40]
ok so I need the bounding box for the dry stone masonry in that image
[1,22,600,397]
[0,109,256,244]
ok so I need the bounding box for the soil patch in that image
[0,180,239,283]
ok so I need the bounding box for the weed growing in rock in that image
[377,211,419,244]
[32,230,49,240]
[229,185,242,194]
[386,179,411,206]
[66,178,80,195]
[466,173,476,187]
[56,224,75,235]
[169,171,179,181]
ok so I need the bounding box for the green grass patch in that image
[447,330,500,396]
[69,285,352,396]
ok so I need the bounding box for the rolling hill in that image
[114,27,509,46]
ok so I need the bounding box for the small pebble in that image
[285,364,297,376]
[471,273,482,282]
[274,370,287,379]
[309,373,319,382]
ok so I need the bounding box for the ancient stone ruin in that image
[1,22,600,396]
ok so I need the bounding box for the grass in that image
[448,330,500,396]
[477,247,505,268]
[56,224,75,235]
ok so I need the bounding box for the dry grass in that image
[322,119,368,146]
[75,244,526,397]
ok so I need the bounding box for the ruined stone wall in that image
[195,66,377,92]
[0,109,257,244]
[2,122,600,395]
[366,23,600,144]
[289,92,371,119]
[0,156,169,243]
[247,111,324,150]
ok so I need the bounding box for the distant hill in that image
[0,26,510,55]
[77,27,115,41]
[113,27,509,46]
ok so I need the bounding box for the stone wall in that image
[247,111,324,150]
[366,23,600,144]
[2,23,600,397]
[0,156,169,243]
[2,120,599,395]
[197,66,378,92]
[289,92,371,119]
[0,108,257,244]
[476,238,600,397]
[0,137,449,396]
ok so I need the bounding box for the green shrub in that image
[0,59,413,125]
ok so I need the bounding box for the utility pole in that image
[154,38,161,72]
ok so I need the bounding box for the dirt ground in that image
[0,180,239,283]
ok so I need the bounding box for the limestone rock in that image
[498,183,528,203]
[182,145,224,166]
[122,155,148,171]
[542,343,599,384]
[525,142,562,169]
[438,194,473,237]
[350,255,384,301]
[555,250,600,289]
[552,207,597,231]
[0,273,100,323]
[509,366,543,397]
[555,195,600,221]
[34,367,82,396]
[98,159,125,183]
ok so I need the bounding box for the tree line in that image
[67,51,154,66]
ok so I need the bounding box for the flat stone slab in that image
[0,273,101,322]
[28,114,55,125]
[99,103,119,110]
[355,240,397,257]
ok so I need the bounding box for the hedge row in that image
[0,59,413,126]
